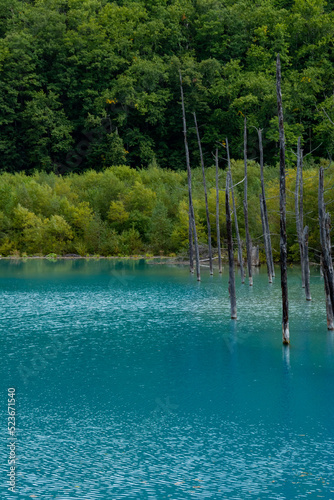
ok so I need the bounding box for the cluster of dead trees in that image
[180,55,334,345]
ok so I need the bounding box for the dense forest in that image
[1,0,334,173]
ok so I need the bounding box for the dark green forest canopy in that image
[0,0,334,173]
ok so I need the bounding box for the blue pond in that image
[0,259,334,499]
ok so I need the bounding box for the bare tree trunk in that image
[276,54,289,345]
[318,166,334,324]
[226,137,245,283]
[299,144,311,302]
[325,213,334,327]
[226,172,237,319]
[323,264,334,330]
[258,128,274,279]
[193,112,213,275]
[302,226,311,301]
[215,148,222,273]
[243,117,253,286]
[299,147,304,234]
[260,194,272,283]
[188,206,194,272]
[179,71,200,281]
[295,137,305,287]
[296,137,312,301]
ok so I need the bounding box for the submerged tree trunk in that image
[295,137,305,287]
[226,137,245,283]
[258,128,274,280]
[243,117,253,286]
[318,167,334,326]
[276,53,289,345]
[325,213,334,325]
[226,172,237,319]
[215,148,222,273]
[193,112,213,275]
[188,206,194,273]
[179,71,200,281]
[302,226,311,301]
[323,264,334,330]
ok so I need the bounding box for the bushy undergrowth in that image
[0,161,331,260]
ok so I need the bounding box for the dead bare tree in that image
[324,270,334,329]
[302,226,311,301]
[179,71,200,281]
[215,148,222,273]
[294,137,312,300]
[258,128,274,282]
[276,53,289,344]
[324,216,334,328]
[193,112,213,275]
[243,117,253,286]
[226,137,245,283]
[188,207,194,273]
[226,172,237,319]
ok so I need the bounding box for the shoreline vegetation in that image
[0,162,333,263]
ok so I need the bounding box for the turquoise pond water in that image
[0,259,334,499]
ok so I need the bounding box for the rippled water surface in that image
[1,259,334,499]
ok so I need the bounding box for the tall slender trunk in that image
[302,226,311,301]
[300,147,310,299]
[323,262,334,330]
[179,71,200,281]
[325,212,334,312]
[193,112,213,275]
[243,117,253,285]
[258,128,274,279]
[188,206,194,273]
[226,172,237,319]
[276,53,289,345]
[295,137,305,287]
[215,148,222,273]
[296,137,311,300]
[226,137,245,283]
[299,147,304,233]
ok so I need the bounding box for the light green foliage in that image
[0,160,333,259]
[12,205,45,254]
[123,181,156,216]
[170,197,206,251]
[149,201,174,254]
[108,201,130,225]
[0,166,186,256]
[43,215,74,254]
[63,202,94,232]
